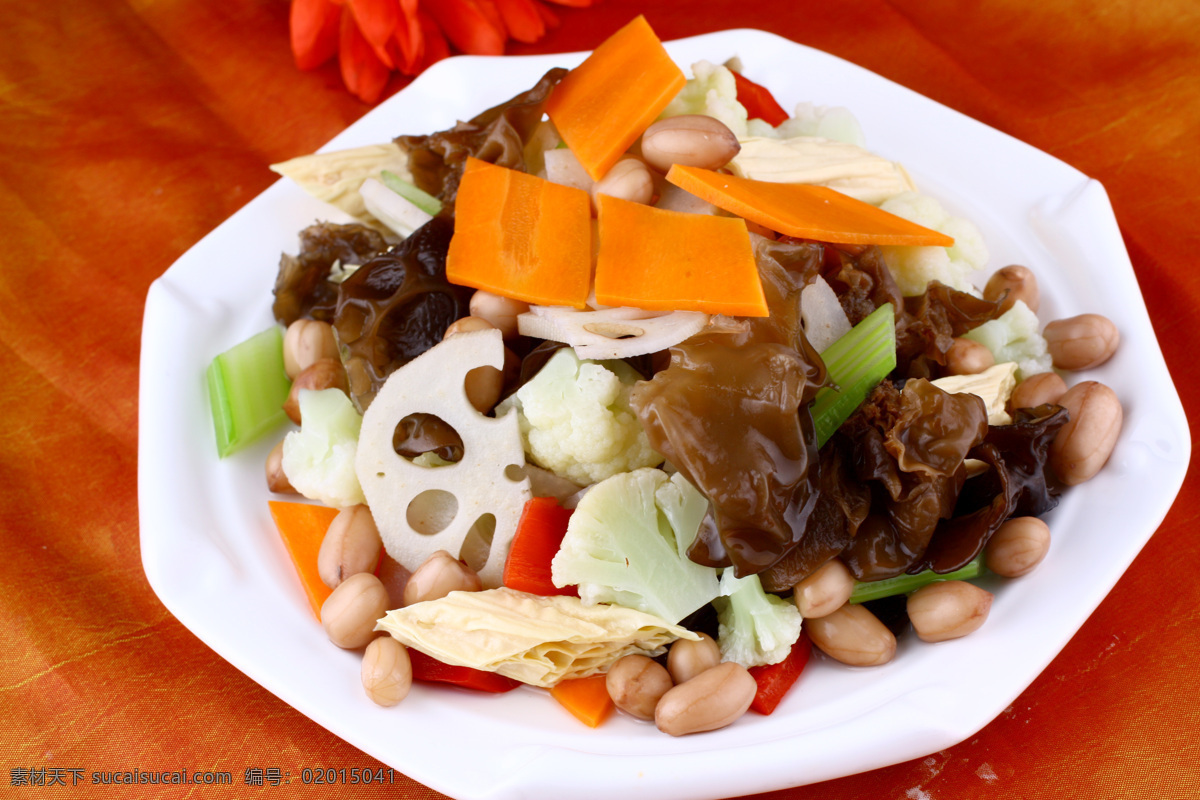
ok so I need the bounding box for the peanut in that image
[1011,371,1068,409]
[640,115,741,173]
[283,319,340,379]
[944,337,995,376]
[793,559,855,619]
[666,633,722,685]
[986,517,1051,578]
[907,581,993,643]
[805,603,896,666]
[321,572,389,649]
[1049,381,1123,485]
[654,661,756,736]
[318,504,382,589]
[606,654,673,720]
[403,550,483,606]
[983,265,1039,314]
[1044,314,1119,371]
[361,636,412,707]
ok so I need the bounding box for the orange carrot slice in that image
[447,157,592,308]
[544,16,685,180]
[666,165,956,247]
[549,675,614,727]
[267,500,341,620]
[594,194,768,317]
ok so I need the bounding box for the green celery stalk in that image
[848,555,986,604]
[380,170,443,217]
[810,303,897,446]
[206,326,292,458]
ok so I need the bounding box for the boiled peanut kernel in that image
[1011,371,1068,409]
[283,319,340,379]
[655,661,756,736]
[318,504,383,589]
[907,580,993,643]
[793,559,856,619]
[283,358,349,424]
[640,115,741,173]
[666,632,722,684]
[986,517,1051,578]
[361,636,412,707]
[403,550,483,606]
[443,315,496,338]
[606,654,673,720]
[1050,381,1123,485]
[265,439,296,494]
[1044,314,1119,371]
[592,158,654,208]
[321,572,389,649]
[944,337,995,376]
[805,603,896,666]
[983,265,1039,314]
[469,291,529,339]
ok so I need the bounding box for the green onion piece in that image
[379,170,443,217]
[206,326,292,458]
[810,302,897,446]
[847,555,986,604]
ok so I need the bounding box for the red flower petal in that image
[533,0,560,28]
[540,0,599,7]
[290,0,342,70]
[415,8,452,70]
[348,0,400,68]
[422,0,507,55]
[339,6,392,103]
[493,0,546,43]
[388,0,425,74]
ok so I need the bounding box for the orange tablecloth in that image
[3,1,1198,797]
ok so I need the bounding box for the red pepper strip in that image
[731,69,790,127]
[423,0,507,55]
[493,0,546,43]
[747,633,812,715]
[339,6,392,104]
[408,648,522,693]
[290,0,342,70]
[414,9,451,71]
[503,497,578,597]
[347,0,400,68]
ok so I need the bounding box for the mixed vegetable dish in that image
[206,16,1125,735]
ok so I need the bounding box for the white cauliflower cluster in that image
[496,348,663,486]
[281,388,365,508]
[661,60,865,145]
[877,191,990,297]
[963,300,1054,380]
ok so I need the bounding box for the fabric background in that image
[2,1,1198,797]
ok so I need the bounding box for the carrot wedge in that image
[550,675,614,727]
[665,165,955,247]
[594,194,768,317]
[544,16,685,180]
[267,501,340,619]
[447,157,592,308]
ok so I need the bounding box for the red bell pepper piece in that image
[731,70,790,127]
[747,633,812,715]
[503,497,578,597]
[408,648,522,693]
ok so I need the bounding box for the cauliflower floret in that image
[963,300,1054,381]
[661,60,751,137]
[496,348,663,485]
[281,388,365,508]
[661,61,867,147]
[713,570,803,668]
[878,191,989,297]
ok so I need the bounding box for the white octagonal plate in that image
[139,28,1189,800]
